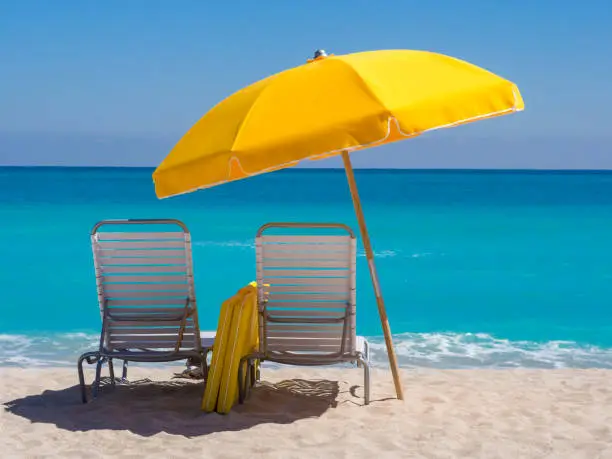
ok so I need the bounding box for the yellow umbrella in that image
[153,49,524,400]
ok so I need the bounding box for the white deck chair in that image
[239,223,371,405]
[77,219,213,403]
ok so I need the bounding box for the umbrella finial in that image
[308,49,331,63]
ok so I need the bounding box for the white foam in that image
[0,333,98,367]
[357,249,441,259]
[410,252,434,258]
[366,332,612,369]
[2,332,612,369]
[0,334,30,343]
[193,240,255,249]
[357,249,398,258]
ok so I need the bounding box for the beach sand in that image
[1,366,612,458]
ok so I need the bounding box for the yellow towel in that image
[202,283,259,413]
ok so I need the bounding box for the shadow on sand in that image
[3,377,342,438]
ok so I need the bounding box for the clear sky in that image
[1,0,611,168]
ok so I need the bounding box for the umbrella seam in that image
[230,83,274,158]
[333,58,390,117]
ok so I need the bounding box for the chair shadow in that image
[3,377,341,438]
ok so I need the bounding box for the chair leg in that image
[91,358,104,400]
[108,358,116,386]
[77,352,99,404]
[246,359,259,398]
[202,349,211,381]
[244,360,253,400]
[238,357,251,404]
[357,355,371,405]
[78,353,91,404]
[78,355,87,404]
[357,340,370,368]
[249,361,256,388]
[238,359,245,404]
[199,352,208,382]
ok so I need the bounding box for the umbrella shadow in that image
[3,376,342,438]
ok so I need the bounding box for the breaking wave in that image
[367,332,612,369]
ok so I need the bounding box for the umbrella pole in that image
[341,151,404,401]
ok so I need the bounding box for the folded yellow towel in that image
[202,283,259,413]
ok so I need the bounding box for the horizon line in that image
[2,165,612,174]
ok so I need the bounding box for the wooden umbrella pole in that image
[341,151,404,401]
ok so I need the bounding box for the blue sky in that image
[0,0,611,168]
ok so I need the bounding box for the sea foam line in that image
[367,332,612,369]
[2,332,612,370]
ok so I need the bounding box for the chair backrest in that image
[90,219,201,353]
[256,223,357,360]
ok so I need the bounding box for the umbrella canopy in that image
[153,49,524,401]
[153,49,523,198]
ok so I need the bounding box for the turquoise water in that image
[1,167,612,368]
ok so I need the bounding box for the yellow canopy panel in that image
[153,49,523,198]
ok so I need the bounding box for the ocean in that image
[1,166,612,369]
